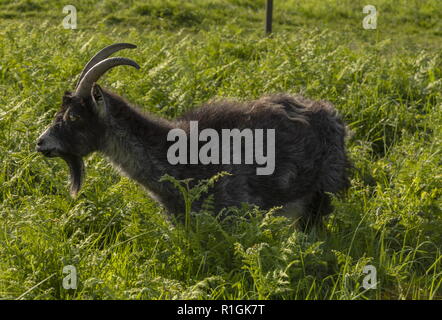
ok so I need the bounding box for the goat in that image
[36,43,351,224]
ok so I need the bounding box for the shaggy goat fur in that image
[36,44,351,225]
[39,88,351,224]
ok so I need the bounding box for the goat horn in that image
[75,43,137,89]
[75,57,140,98]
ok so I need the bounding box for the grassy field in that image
[0,0,441,299]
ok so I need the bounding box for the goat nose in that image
[36,138,45,151]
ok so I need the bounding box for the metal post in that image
[265,0,273,34]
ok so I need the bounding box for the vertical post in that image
[265,0,273,34]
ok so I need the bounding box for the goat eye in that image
[68,113,79,122]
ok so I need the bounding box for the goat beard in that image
[60,153,85,198]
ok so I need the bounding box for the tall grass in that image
[0,0,441,299]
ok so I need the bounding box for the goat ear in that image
[91,84,109,117]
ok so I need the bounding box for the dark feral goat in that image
[36,43,351,225]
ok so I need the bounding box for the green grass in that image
[0,0,441,299]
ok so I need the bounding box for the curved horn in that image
[75,43,137,89]
[75,57,140,98]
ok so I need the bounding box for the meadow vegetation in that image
[0,0,441,299]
